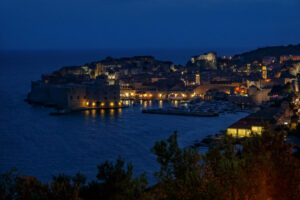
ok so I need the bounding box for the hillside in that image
[233,44,300,62]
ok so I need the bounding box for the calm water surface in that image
[0,50,248,183]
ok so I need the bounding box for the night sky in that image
[0,0,299,50]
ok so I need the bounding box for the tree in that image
[151,129,300,200]
[80,157,149,200]
[72,173,86,188]
[151,131,213,200]
[16,176,50,200]
[0,169,18,200]
[203,129,300,200]
[50,174,81,200]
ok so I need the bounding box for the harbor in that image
[142,99,251,117]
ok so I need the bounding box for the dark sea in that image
[0,49,249,183]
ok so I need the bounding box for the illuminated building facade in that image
[227,106,292,138]
[28,81,121,109]
[227,118,264,138]
[262,66,267,79]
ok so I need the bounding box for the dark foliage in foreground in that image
[1,129,300,200]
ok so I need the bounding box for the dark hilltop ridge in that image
[73,44,300,68]
[233,43,300,62]
[42,44,300,71]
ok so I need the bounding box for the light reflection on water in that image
[159,100,163,108]
[100,109,105,119]
[118,108,122,117]
[82,100,181,120]
[84,110,90,116]
[83,108,123,119]
[91,109,96,118]
[173,100,178,107]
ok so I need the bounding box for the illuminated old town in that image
[27,48,300,139]
[1,0,300,199]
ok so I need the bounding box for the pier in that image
[142,108,219,117]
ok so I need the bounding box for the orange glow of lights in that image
[92,102,96,106]
[110,102,114,107]
[235,87,247,94]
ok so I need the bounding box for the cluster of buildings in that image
[27,50,300,133]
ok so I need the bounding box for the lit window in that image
[251,126,263,134]
[227,128,237,135]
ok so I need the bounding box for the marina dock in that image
[142,108,219,117]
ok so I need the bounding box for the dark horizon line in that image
[1,43,299,52]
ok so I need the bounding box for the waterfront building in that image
[28,78,121,109]
[120,83,136,100]
[227,118,264,138]
[227,104,293,137]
